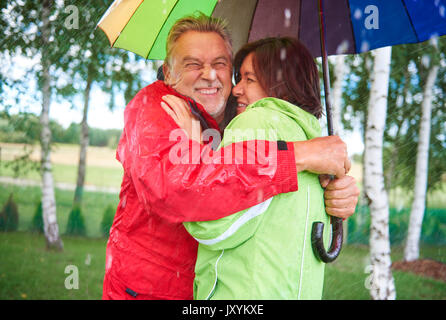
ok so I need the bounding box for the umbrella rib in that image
[401,0,420,42]
[245,0,260,43]
[297,0,302,40]
[345,0,357,54]
[146,0,182,60]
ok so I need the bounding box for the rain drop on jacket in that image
[102,81,298,300]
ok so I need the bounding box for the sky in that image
[50,87,127,130]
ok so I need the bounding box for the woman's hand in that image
[161,95,202,143]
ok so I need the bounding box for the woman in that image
[162,37,330,300]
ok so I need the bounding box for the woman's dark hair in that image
[221,93,238,130]
[232,37,322,119]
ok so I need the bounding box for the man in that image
[102,13,359,300]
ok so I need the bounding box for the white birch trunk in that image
[404,65,439,261]
[329,55,349,243]
[73,75,92,206]
[40,0,63,250]
[364,46,395,300]
[330,55,346,136]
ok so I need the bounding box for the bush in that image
[30,201,44,233]
[0,193,19,232]
[100,205,116,237]
[347,205,446,245]
[66,205,86,236]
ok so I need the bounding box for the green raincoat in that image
[184,97,330,300]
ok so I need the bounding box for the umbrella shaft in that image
[318,0,334,137]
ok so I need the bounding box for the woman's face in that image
[232,53,268,115]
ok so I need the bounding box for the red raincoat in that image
[102,81,298,300]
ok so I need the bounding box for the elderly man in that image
[102,13,359,300]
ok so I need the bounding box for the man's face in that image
[164,31,232,123]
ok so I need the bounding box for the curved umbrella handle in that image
[313,0,344,264]
[311,216,343,263]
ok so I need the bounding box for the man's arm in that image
[294,136,350,178]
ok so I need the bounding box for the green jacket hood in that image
[246,97,321,140]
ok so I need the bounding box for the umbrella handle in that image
[311,217,343,263]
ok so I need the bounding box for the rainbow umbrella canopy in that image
[97,0,446,60]
[97,0,218,60]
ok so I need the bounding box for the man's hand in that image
[320,175,360,219]
[293,136,350,177]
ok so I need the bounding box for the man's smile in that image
[195,87,220,95]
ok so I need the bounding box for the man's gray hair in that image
[165,12,233,66]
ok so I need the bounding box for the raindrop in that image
[354,8,362,20]
[360,41,370,53]
[336,40,349,54]
[429,36,439,48]
[105,253,113,271]
[284,8,291,28]
[85,253,92,266]
[257,189,264,203]
[421,55,430,68]
[280,48,286,60]
[209,68,217,80]
[440,6,445,17]
[121,195,127,209]
[276,69,283,82]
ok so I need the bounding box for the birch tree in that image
[40,0,63,250]
[364,46,396,300]
[383,40,446,194]
[63,2,148,208]
[404,47,440,261]
[1,0,73,249]
[330,55,347,136]
[329,54,349,242]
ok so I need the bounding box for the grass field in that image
[0,232,444,300]
[0,142,123,188]
[0,184,445,300]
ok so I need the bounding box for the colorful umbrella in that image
[98,0,446,60]
[97,0,446,262]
